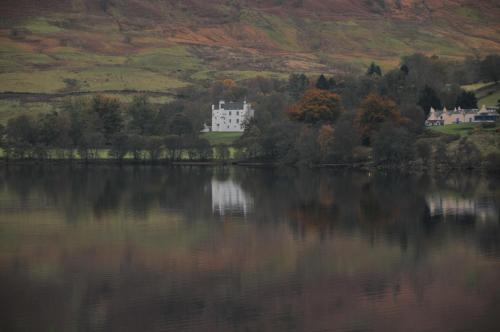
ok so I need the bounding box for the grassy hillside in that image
[0,0,500,121]
[462,82,500,107]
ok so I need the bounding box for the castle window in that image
[236,118,239,123]
[237,111,239,116]
[229,111,232,116]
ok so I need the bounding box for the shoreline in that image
[0,158,497,172]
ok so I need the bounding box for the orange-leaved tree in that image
[288,89,343,125]
[356,93,403,145]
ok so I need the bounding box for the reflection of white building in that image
[211,179,253,216]
[426,193,498,222]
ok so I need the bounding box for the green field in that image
[461,82,500,107]
[428,123,497,136]
[200,132,243,145]
[428,123,478,136]
[462,82,496,92]
[479,90,500,107]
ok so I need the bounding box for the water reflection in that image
[211,177,253,217]
[426,193,499,222]
[0,166,499,332]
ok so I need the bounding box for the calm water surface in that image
[0,166,499,332]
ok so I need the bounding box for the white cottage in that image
[425,105,499,126]
[211,100,255,132]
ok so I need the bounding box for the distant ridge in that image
[1,0,499,94]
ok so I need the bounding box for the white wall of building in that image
[211,101,255,132]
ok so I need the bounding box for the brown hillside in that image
[0,0,499,95]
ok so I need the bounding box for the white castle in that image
[425,105,499,126]
[211,100,255,132]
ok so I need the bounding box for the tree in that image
[91,95,124,143]
[417,85,442,118]
[415,140,431,165]
[127,95,156,135]
[128,134,146,161]
[372,125,415,165]
[485,152,500,170]
[164,135,183,161]
[296,126,321,166]
[244,120,298,162]
[401,54,447,92]
[5,115,37,158]
[329,112,360,163]
[480,54,500,83]
[288,73,309,99]
[317,124,334,161]
[37,112,71,148]
[433,140,448,168]
[216,144,230,162]
[0,124,5,147]
[356,93,402,145]
[453,137,481,169]
[400,64,409,75]
[455,90,478,109]
[77,132,104,161]
[144,136,163,161]
[400,105,425,134]
[195,138,213,160]
[315,74,330,90]
[289,89,343,125]
[6,115,37,145]
[168,113,193,137]
[366,62,382,76]
[236,123,262,159]
[109,133,130,161]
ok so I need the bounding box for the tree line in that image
[0,53,499,168]
[0,95,225,162]
[236,53,500,169]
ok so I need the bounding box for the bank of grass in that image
[0,148,237,161]
[427,123,500,157]
[129,46,202,74]
[462,82,495,92]
[479,90,500,107]
[461,81,500,107]
[0,100,55,123]
[0,67,188,93]
[0,95,174,124]
[201,132,242,145]
[428,123,480,136]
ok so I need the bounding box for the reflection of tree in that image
[0,165,216,223]
[234,168,499,258]
[1,167,500,331]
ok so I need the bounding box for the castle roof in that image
[221,101,244,110]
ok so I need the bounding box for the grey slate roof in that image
[221,102,244,110]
